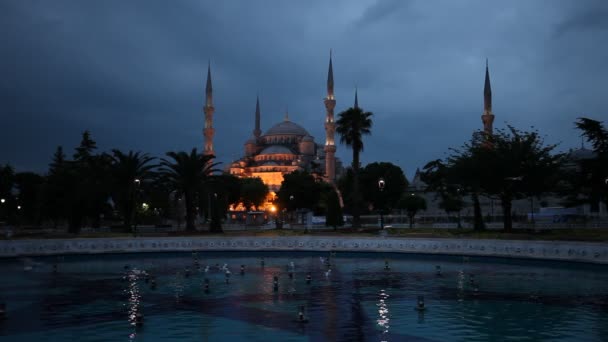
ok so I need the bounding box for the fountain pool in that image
[0,251,606,341]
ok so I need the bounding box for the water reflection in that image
[457,270,465,301]
[2,253,607,341]
[124,270,142,339]
[376,289,390,338]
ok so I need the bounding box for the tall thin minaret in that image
[324,50,337,183]
[253,95,261,139]
[354,88,359,109]
[203,62,215,156]
[481,59,495,136]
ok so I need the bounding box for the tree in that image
[199,173,242,232]
[14,172,45,225]
[110,150,156,232]
[438,192,465,228]
[423,126,563,232]
[41,146,70,228]
[0,164,16,223]
[73,130,97,161]
[276,171,322,212]
[239,177,268,211]
[325,187,344,229]
[398,193,427,228]
[360,162,408,213]
[159,149,219,231]
[337,167,355,215]
[422,159,485,231]
[450,127,562,232]
[336,106,373,228]
[478,127,563,231]
[66,131,113,233]
[200,173,242,220]
[565,117,608,210]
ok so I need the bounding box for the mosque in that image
[201,54,343,192]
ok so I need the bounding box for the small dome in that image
[263,120,309,136]
[245,137,256,145]
[302,135,314,142]
[260,145,294,155]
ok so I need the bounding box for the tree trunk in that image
[68,213,82,234]
[123,200,134,233]
[502,195,513,232]
[184,191,195,231]
[351,150,361,228]
[209,197,222,233]
[472,192,485,231]
[408,213,414,228]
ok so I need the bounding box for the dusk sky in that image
[2,0,607,180]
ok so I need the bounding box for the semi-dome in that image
[259,145,294,155]
[263,120,309,137]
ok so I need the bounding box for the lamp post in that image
[0,198,5,222]
[210,192,218,231]
[378,178,385,230]
[133,178,141,237]
[455,188,463,229]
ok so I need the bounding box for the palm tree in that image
[159,149,220,231]
[110,150,157,232]
[336,106,373,228]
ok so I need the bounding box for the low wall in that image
[1,236,607,264]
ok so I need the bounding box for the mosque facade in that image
[201,54,343,192]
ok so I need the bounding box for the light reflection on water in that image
[376,289,390,340]
[124,269,142,340]
[0,252,607,341]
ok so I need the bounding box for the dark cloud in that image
[1,0,607,180]
[554,1,608,38]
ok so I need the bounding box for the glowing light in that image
[270,206,276,213]
[17,205,21,210]
[141,203,149,210]
[376,289,390,335]
[0,198,5,203]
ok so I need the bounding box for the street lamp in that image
[133,178,141,236]
[456,188,462,229]
[378,178,385,230]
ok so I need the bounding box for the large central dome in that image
[263,119,309,137]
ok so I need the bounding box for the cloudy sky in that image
[1,0,607,180]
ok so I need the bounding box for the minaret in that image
[354,88,359,109]
[324,50,337,183]
[253,96,261,139]
[481,59,495,136]
[203,62,215,156]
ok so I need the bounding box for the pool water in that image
[0,252,607,341]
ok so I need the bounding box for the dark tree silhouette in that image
[110,150,156,232]
[336,106,373,228]
[159,149,219,231]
